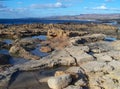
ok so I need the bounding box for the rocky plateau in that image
[0,23,120,89]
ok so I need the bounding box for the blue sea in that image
[0,18,101,24]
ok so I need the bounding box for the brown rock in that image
[40,46,53,53]
[9,45,40,60]
[41,37,69,51]
[47,28,69,39]
[54,71,66,76]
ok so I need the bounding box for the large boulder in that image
[48,74,72,89]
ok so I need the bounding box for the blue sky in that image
[0,0,120,18]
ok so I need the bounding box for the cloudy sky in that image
[0,0,120,18]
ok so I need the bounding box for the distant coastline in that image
[0,19,101,25]
[0,14,120,25]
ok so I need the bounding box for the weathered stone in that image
[64,85,82,89]
[111,40,120,51]
[47,28,69,39]
[65,46,94,64]
[47,50,76,66]
[9,45,40,60]
[14,38,41,51]
[66,67,88,87]
[94,53,113,62]
[80,61,106,72]
[66,67,84,74]
[108,60,120,70]
[54,71,79,81]
[75,53,94,65]
[69,31,88,37]
[48,74,72,89]
[75,79,86,87]
[41,37,69,51]
[70,34,106,45]
[108,51,120,61]
[54,71,66,76]
[88,41,112,53]
[40,46,53,53]
[65,46,89,54]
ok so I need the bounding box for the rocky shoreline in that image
[0,23,120,89]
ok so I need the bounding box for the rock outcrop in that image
[9,38,41,60]
[47,28,69,39]
[0,26,120,89]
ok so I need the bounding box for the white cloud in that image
[93,5,107,10]
[0,6,28,13]
[30,2,67,9]
[55,2,62,7]
[85,4,120,11]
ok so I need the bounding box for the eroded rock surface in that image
[9,38,41,60]
[0,27,120,89]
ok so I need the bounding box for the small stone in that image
[64,85,83,89]
[75,79,86,86]
[48,74,72,89]
[55,71,79,81]
[40,46,53,53]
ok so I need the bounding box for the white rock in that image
[75,79,86,86]
[64,85,82,89]
[48,74,72,89]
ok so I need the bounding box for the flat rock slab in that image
[8,72,49,89]
[7,67,68,89]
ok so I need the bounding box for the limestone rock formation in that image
[47,28,69,39]
[9,45,40,60]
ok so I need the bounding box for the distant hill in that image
[43,14,120,20]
